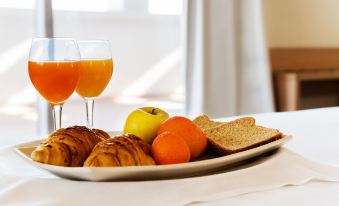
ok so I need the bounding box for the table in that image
[270,48,339,111]
[202,107,339,205]
[1,107,339,205]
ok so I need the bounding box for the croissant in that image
[84,134,155,167]
[31,126,110,167]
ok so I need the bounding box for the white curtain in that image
[185,0,274,118]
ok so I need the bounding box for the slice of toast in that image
[204,121,282,155]
[193,114,255,131]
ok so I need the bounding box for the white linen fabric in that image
[1,145,339,205]
[185,0,274,118]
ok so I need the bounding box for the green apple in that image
[123,107,169,143]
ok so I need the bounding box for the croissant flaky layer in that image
[31,126,110,167]
[84,134,156,167]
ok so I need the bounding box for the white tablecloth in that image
[213,107,339,206]
[1,107,339,205]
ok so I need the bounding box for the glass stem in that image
[51,103,63,130]
[84,98,95,129]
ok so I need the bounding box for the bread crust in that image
[208,132,282,155]
[31,126,110,167]
[193,115,283,156]
[84,134,155,167]
[193,114,255,131]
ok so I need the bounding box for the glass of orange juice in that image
[76,40,113,128]
[28,38,81,130]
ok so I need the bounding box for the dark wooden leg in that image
[275,72,300,111]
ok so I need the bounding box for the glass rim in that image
[76,39,111,45]
[29,37,81,61]
[28,60,81,62]
[31,37,78,42]
[77,39,110,42]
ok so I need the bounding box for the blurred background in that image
[1,0,339,146]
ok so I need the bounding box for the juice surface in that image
[76,59,113,98]
[28,61,80,104]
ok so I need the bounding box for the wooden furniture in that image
[270,48,339,111]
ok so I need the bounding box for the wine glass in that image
[28,38,81,130]
[76,40,113,128]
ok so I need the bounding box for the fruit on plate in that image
[123,107,169,143]
[151,132,191,165]
[158,116,207,160]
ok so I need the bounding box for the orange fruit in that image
[151,132,191,165]
[157,116,207,160]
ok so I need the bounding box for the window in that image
[0,0,185,145]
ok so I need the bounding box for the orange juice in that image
[28,61,80,104]
[76,59,113,98]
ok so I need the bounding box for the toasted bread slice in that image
[204,122,282,155]
[193,114,255,131]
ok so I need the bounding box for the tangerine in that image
[151,132,191,165]
[157,116,207,160]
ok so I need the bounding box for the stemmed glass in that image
[76,40,113,128]
[28,38,81,130]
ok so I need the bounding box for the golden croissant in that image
[84,134,155,167]
[31,126,109,167]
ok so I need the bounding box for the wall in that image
[264,0,339,47]
[54,11,183,98]
[0,9,183,104]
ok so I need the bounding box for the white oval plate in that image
[15,133,291,181]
